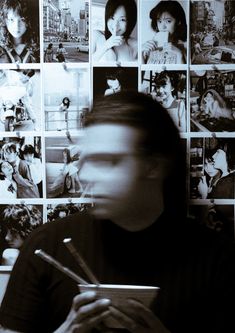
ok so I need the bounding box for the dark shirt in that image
[0,211,234,333]
[209,172,235,199]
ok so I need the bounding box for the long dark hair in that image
[0,0,39,49]
[62,97,70,108]
[150,0,187,43]
[104,0,137,41]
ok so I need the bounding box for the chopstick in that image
[63,237,100,285]
[34,249,88,284]
[35,246,116,319]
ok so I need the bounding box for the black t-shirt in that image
[0,211,234,333]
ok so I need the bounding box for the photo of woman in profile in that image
[92,0,137,63]
[142,0,187,64]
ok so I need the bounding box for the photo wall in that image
[0,0,235,267]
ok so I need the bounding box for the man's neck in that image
[112,197,164,232]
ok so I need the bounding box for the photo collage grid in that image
[0,0,235,267]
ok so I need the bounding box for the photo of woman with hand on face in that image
[141,0,187,64]
[92,0,137,63]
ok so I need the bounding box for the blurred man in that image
[0,92,234,333]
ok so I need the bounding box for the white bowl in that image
[79,284,160,328]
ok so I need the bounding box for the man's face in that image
[79,124,153,225]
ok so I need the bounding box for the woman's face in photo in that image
[212,149,227,172]
[6,9,27,39]
[157,12,176,34]
[58,211,67,218]
[204,158,219,178]
[107,6,127,36]
[155,77,173,100]
[23,153,34,165]
[5,229,24,249]
[204,92,214,102]
[4,150,18,164]
[0,161,13,177]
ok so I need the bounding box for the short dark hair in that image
[150,0,187,42]
[2,204,42,240]
[85,91,187,217]
[20,144,35,156]
[105,0,137,40]
[153,70,178,95]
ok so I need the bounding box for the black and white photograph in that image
[45,135,90,198]
[0,136,43,199]
[191,0,235,64]
[190,137,235,199]
[141,0,188,64]
[141,69,187,132]
[43,64,89,132]
[47,202,93,222]
[0,1,235,332]
[43,0,89,63]
[190,69,235,132]
[91,0,138,64]
[0,0,40,63]
[93,66,138,100]
[0,203,43,266]
[0,69,41,132]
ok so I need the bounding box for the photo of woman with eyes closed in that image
[92,0,137,63]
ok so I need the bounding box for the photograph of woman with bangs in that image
[92,0,138,63]
[141,0,187,64]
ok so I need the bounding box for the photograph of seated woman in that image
[0,204,42,265]
[198,144,235,199]
[200,89,234,120]
[92,0,137,63]
[152,70,186,132]
[142,0,187,64]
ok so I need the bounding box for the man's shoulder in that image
[23,211,95,250]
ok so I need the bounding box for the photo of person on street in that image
[43,0,89,63]
[191,1,235,64]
